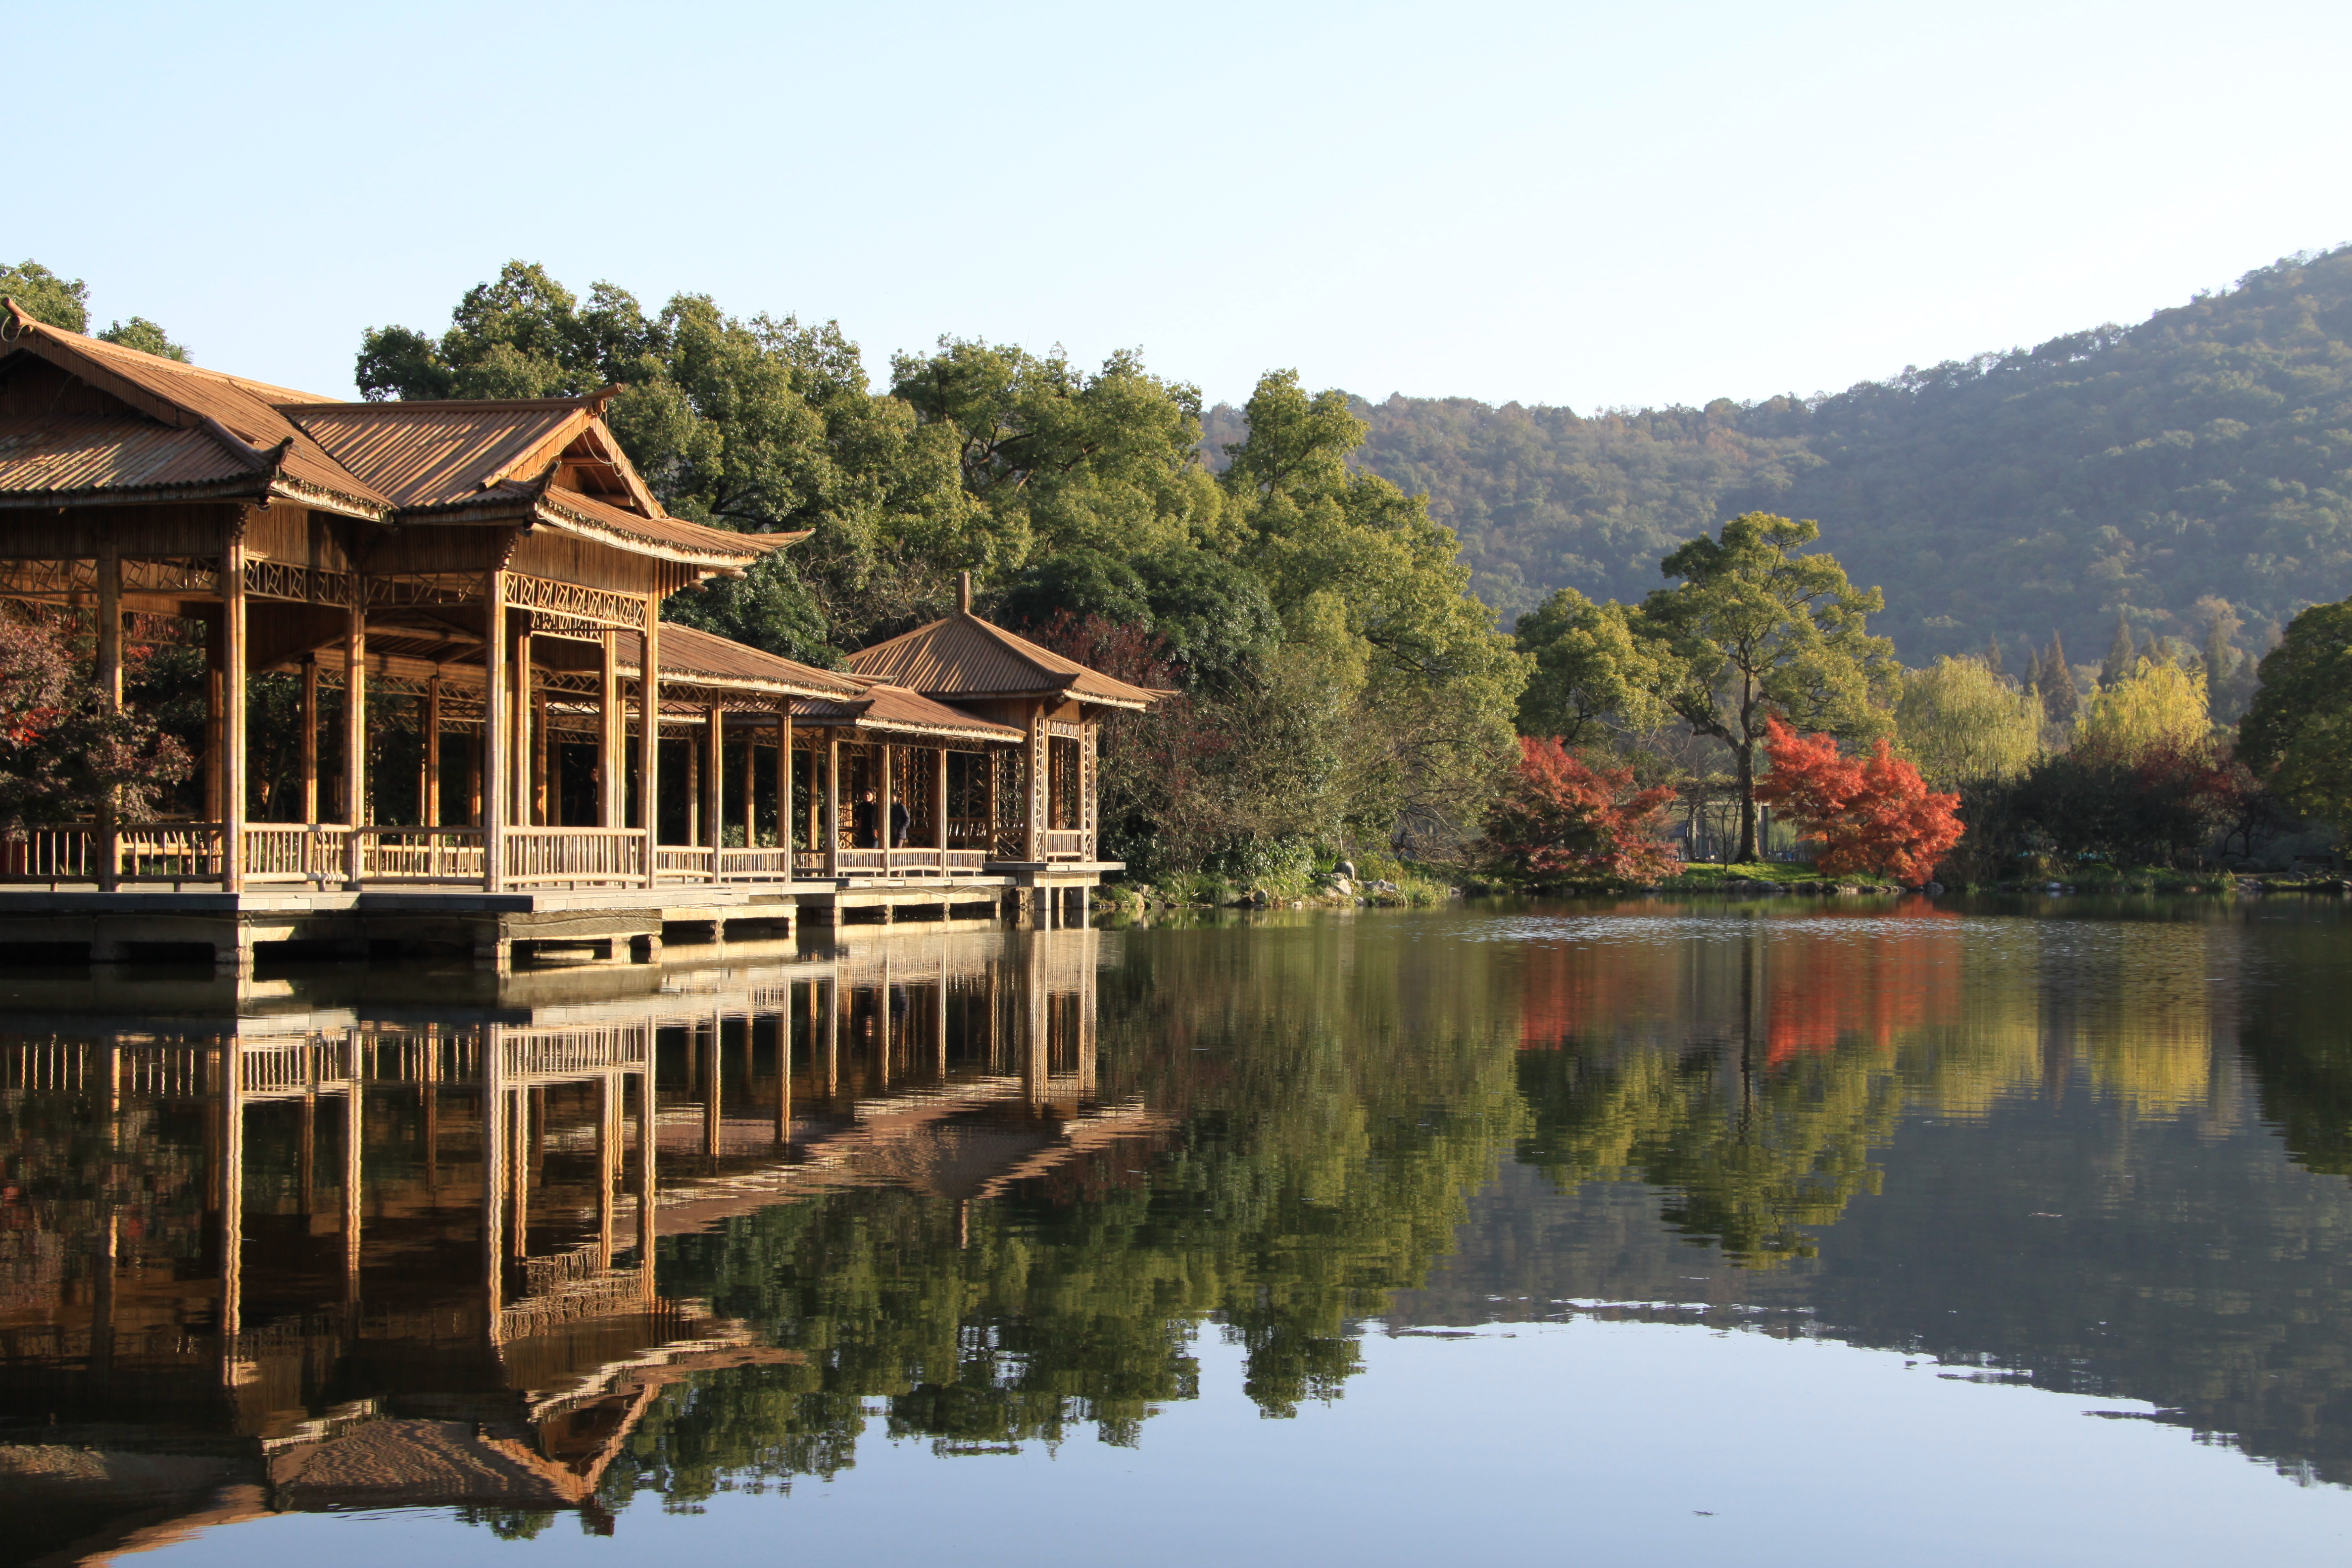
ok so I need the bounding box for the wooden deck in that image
[0,863,1116,968]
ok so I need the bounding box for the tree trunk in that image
[1734,740,1760,864]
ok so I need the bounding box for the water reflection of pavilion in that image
[0,928,1144,1562]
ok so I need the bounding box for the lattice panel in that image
[528,610,613,639]
[506,574,646,630]
[0,558,220,600]
[244,559,353,604]
[370,572,486,607]
[994,747,1029,860]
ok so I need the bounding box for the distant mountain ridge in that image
[1207,245,2352,660]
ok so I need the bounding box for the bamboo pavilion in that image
[0,306,1149,964]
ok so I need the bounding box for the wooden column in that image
[824,734,840,874]
[705,705,726,882]
[221,531,247,892]
[203,617,223,824]
[343,578,366,830]
[424,676,442,829]
[509,619,533,828]
[599,631,624,829]
[532,688,550,827]
[739,726,755,849]
[300,657,319,825]
[880,741,895,856]
[1024,703,1045,861]
[776,711,792,856]
[935,747,949,853]
[96,540,121,891]
[483,575,508,892]
[685,719,701,846]
[639,602,662,887]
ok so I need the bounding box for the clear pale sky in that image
[13,0,2350,410]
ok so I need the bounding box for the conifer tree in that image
[2103,612,2137,686]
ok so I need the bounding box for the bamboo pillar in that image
[483,576,508,891]
[600,631,624,830]
[510,620,533,828]
[880,741,895,856]
[424,676,442,829]
[824,734,840,873]
[203,617,223,824]
[738,727,754,850]
[221,531,247,892]
[639,600,661,887]
[300,657,319,825]
[343,575,365,831]
[96,540,121,891]
[1024,703,1045,861]
[702,707,725,880]
[685,721,700,846]
[785,714,804,851]
[532,688,550,827]
[935,747,949,853]
[705,707,727,882]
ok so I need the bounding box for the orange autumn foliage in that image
[1754,715,1964,886]
[1491,737,1680,882]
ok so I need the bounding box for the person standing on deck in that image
[855,788,880,848]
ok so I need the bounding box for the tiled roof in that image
[841,611,1165,709]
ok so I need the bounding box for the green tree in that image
[889,338,1223,570]
[2240,600,2352,829]
[1512,586,1668,746]
[355,262,976,655]
[1635,514,1894,862]
[1216,371,1526,848]
[93,317,189,362]
[1895,656,2043,789]
[0,260,88,331]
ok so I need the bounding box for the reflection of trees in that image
[611,919,1526,1503]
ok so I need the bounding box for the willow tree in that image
[1895,656,2043,788]
[1636,514,1894,863]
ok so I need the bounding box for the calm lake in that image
[8,897,2352,1566]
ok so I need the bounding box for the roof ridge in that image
[280,394,614,415]
[4,310,337,403]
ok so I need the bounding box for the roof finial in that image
[958,570,973,613]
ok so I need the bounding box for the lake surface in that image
[7,897,2352,1565]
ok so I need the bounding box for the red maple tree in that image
[1490,736,1680,881]
[1754,715,1963,885]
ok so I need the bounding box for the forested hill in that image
[1208,245,2352,660]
